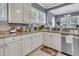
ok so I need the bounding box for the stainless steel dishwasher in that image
[61,34,73,56]
[61,34,79,56]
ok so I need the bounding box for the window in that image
[60,16,79,28]
[39,11,46,25]
[60,18,68,28]
[31,7,39,24]
[31,7,46,25]
[70,16,78,28]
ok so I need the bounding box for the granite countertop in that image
[0,30,79,39]
[0,31,40,39]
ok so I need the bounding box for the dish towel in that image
[66,35,73,43]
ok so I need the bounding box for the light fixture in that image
[64,11,71,17]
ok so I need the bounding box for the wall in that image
[46,11,55,26]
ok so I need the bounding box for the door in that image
[4,40,21,56]
[0,39,4,56]
[22,35,32,56]
[24,3,31,24]
[8,3,23,23]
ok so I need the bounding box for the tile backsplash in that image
[0,21,10,31]
[0,21,30,31]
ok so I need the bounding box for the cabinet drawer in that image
[22,34,32,39]
[5,36,21,44]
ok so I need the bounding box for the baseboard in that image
[61,52,72,56]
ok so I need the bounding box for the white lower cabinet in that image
[21,35,32,56]
[43,32,53,47]
[4,40,21,56]
[51,33,61,51]
[0,32,61,56]
[0,39,4,56]
[43,32,61,51]
[31,33,43,51]
[0,47,4,56]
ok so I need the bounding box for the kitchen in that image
[0,3,79,56]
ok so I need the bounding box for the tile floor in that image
[28,47,66,56]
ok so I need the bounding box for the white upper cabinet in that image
[8,3,31,24]
[8,3,24,23]
[24,3,32,24]
[0,3,7,21]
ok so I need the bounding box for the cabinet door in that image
[0,46,4,56]
[31,33,42,51]
[24,3,31,24]
[51,33,61,51]
[0,39,4,56]
[31,34,38,50]
[37,33,43,46]
[43,33,51,47]
[0,3,7,21]
[22,35,31,56]
[35,33,43,47]
[43,32,61,51]
[5,40,21,56]
[8,3,23,23]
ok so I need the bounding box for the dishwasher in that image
[61,34,73,56]
[61,34,79,56]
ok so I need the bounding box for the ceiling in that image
[38,3,79,15]
[49,3,79,15]
[38,3,64,9]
